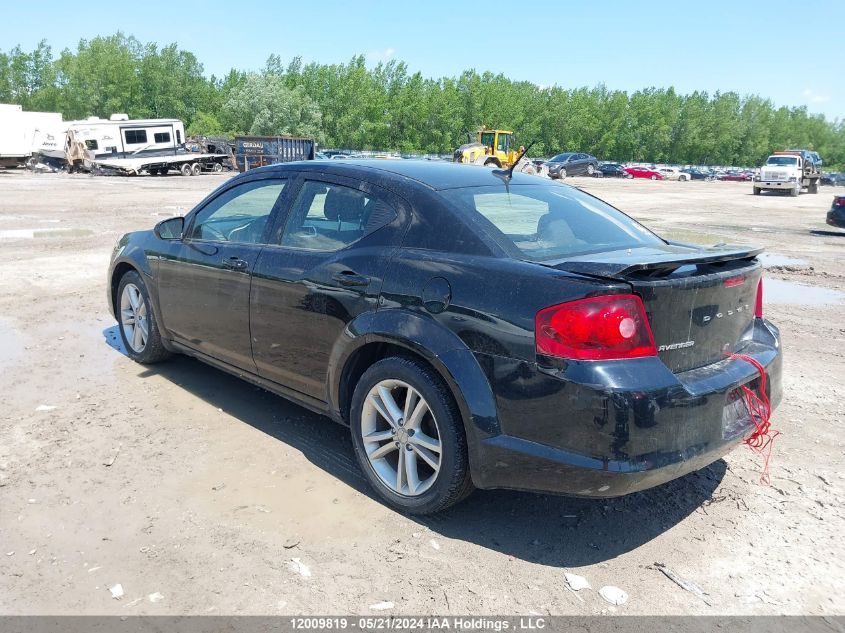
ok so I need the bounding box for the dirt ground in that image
[0,169,843,616]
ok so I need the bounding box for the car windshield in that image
[440,184,664,261]
[767,156,798,166]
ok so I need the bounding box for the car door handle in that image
[222,256,249,271]
[332,271,370,287]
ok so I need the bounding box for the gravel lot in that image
[0,169,843,616]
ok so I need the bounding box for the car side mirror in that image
[154,216,184,240]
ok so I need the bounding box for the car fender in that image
[107,236,155,314]
[107,237,175,351]
[327,308,501,477]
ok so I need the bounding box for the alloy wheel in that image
[120,283,148,353]
[360,379,442,496]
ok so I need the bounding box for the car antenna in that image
[493,141,535,186]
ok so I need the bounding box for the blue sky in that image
[2,0,842,121]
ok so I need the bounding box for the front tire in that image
[349,356,474,514]
[586,163,595,176]
[753,186,761,195]
[116,271,170,364]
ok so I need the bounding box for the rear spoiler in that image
[552,244,764,278]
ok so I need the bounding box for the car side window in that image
[189,179,286,244]
[279,180,397,251]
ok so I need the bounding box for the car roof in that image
[251,159,544,191]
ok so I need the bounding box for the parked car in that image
[821,172,841,186]
[718,172,753,182]
[107,160,782,514]
[595,163,626,178]
[658,167,690,181]
[681,168,715,181]
[827,194,845,229]
[545,152,599,179]
[624,165,664,180]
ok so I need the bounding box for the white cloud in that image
[366,47,395,63]
[802,88,830,104]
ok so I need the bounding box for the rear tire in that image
[116,271,170,364]
[180,163,192,177]
[213,162,223,173]
[191,163,202,176]
[753,186,761,195]
[808,180,819,194]
[349,356,474,514]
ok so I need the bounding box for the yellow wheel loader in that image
[453,129,537,175]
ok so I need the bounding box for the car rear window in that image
[440,183,663,261]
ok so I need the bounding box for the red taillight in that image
[835,197,845,207]
[755,278,764,318]
[724,275,746,288]
[535,294,657,361]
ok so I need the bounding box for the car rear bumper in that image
[827,208,845,228]
[471,318,782,497]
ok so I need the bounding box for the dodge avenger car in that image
[107,160,782,514]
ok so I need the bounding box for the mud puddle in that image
[0,318,24,370]
[759,253,810,267]
[0,228,94,239]
[765,278,844,305]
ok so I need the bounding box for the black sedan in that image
[827,195,845,228]
[681,168,715,181]
[821,173,841,186]
[107,160,782,514]
[545,152,599,179]
[594,163,626,178]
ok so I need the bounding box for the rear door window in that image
[279,181,396,251]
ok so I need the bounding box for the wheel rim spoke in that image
[363,429,394,443]
[377,385,403,425]
[409,431,440,454]
[404,449,420,494]
[395,447,405,492]
[403,389,419,422]
[368,441,397,461]
[406,398,428,430]
[132,320,144,350]
[369,393,398,430]
[410,443,439,471]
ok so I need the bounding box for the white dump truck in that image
[753,150,822,196]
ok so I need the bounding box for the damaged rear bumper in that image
[471,319,782,497]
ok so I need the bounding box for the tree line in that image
[1,33,842,168]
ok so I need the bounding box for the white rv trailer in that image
[0,104,64,168]
[33,114,229,175]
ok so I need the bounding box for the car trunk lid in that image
[549,243,763,373]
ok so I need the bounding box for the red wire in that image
[725,352,780,484]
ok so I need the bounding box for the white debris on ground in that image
[286,558,311,578]
[564,572,592,591]
[599,586,629,605]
